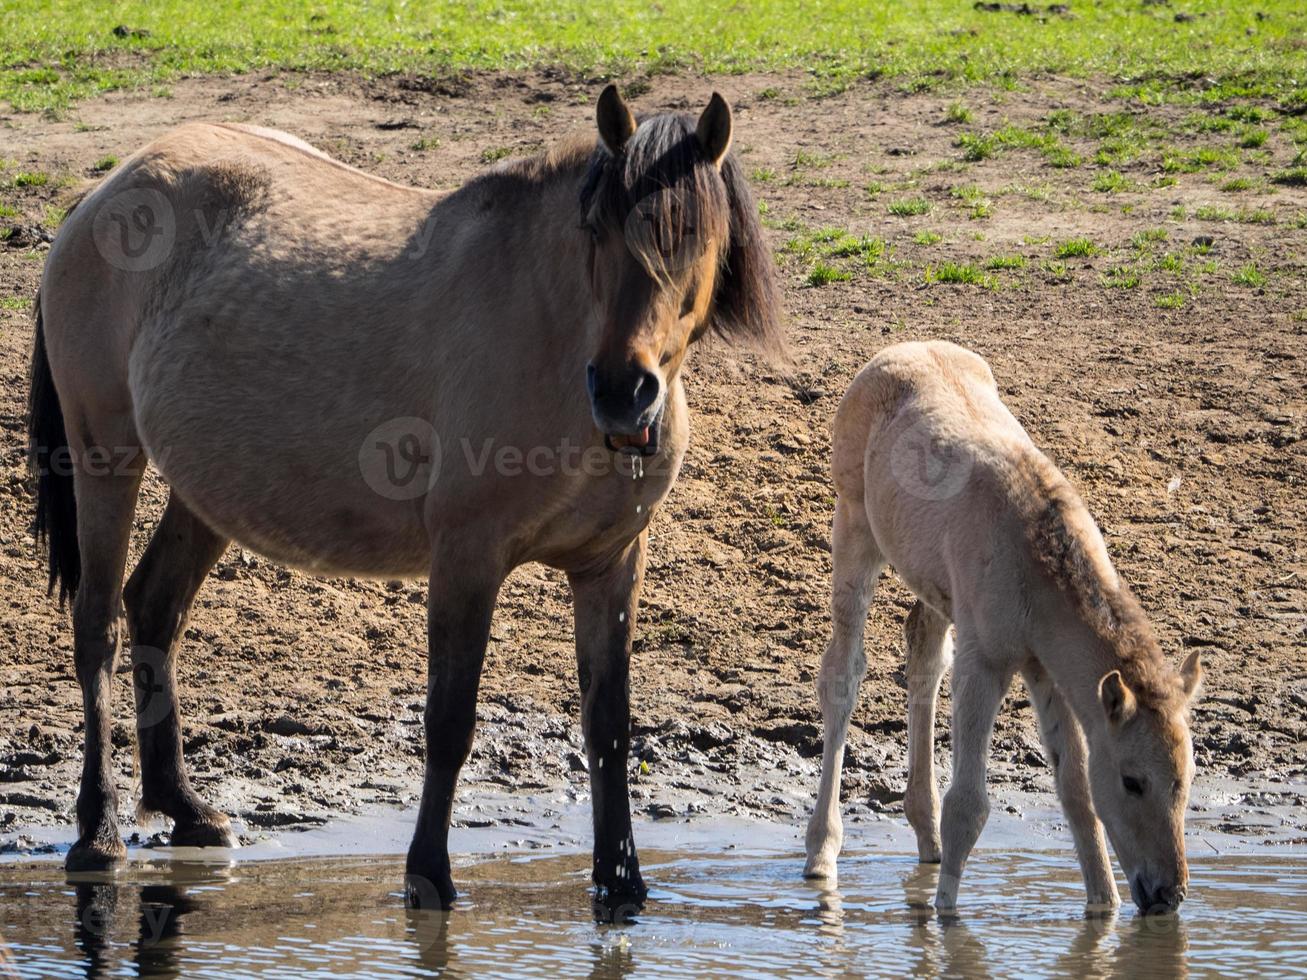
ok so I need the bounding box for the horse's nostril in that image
[586,363,599,399]
[632,370,660,412]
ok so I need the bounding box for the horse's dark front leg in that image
[405,558,501,910]
[569,533,649,922]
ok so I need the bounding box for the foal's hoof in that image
[170,815,236,848]
[66,834,127,872]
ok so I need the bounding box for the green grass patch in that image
[1131,227,1168,248]
[1219,177,1255,192]
[1271,167,1307,187]
[925,262,997,288]
[1102,265,1140,288]
[888,197,931,217]
[1194,204,1275,224]
[1092,169,1131,192]
[11,171,49,188]
[1055,238,1101,258]
[0,295,32,311]
[1232,263,1267,287]
[913,230,943,245]
[2,1,1305,114]
[985,254,1026,270]
[91,155,118,172]
[807,262,851,287]
[1161,146,1240,173]
[945,102,973,125]
[1155,291,1185,309]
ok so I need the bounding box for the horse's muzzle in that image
[604,403,665,457]
[587,361,664,455]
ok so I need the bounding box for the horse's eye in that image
[1122,775,1145,797]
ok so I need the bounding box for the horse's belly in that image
[132,353,433,578]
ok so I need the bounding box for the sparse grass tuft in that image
[1155,292,1185,309]
[1232,263,1267,287]
[1092,169,1130,192]
[985,254,1026,270]
[1131,228,1168,248]
[807,262,850,287]
[1102,266,1140,289]
[913,230,942,245]
[888,197,931,217]
[1271,167,1307,187]
[925,262,997,288]
[1055,238,1100,258]
[91,155,117,172]
[945,102,973,125]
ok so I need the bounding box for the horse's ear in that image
[596,84,636,155]
[696,92,732,167]
[1099,670,1137,726]
[1180,651,1204,701]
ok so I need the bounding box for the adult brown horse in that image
[27,85,782,917]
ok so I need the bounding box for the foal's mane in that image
[576,111,786,360]
[1016,455,1184,711]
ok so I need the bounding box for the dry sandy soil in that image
[0,70,1304,852]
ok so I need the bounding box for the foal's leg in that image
[123,492,232,846]
[405,550,503,909]
[935,650,1010,911]
[66,427,145,871]
[903,601,953,864]
[568,533,648,920]
[804,496,883,881]
[1022,663,1119,908]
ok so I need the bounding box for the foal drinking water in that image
[804,341,1202,914]
[28,86,782,916]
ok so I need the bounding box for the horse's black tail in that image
[28,291,80,604]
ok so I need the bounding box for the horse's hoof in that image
[593,876,647,923]
[170,816,236,848]
[66,835,127,872]
[405,872,456,911]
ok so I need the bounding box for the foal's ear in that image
[696,92,733,167]
[1180,651,1204,701]
[596,84,637,155]
[1099,670,1137,726]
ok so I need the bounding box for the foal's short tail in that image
[28,291,80,604]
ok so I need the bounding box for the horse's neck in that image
[1024,568,1129,738]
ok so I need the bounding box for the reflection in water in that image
[70,863,225,980]
[0,850,1296,978]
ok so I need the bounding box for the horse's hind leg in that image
[1022,663,1119,909]
[804,495,883,882]
[123,491,232,846]
[903,600,952,864]
[66,423,145,871]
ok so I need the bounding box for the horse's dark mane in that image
[577,112,786,361]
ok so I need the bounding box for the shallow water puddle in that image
[1,850,1304,978]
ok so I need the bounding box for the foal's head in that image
[1089,650,1203,914]
[579,86,783,454]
